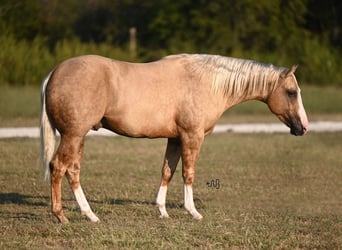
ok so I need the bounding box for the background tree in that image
[0,0,340,85]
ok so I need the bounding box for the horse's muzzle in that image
[290,125,307,136]
[289,119,307,136]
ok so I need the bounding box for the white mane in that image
[190,54,286,98]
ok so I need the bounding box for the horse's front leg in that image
[156,138,181,218]
[180,131,204,220]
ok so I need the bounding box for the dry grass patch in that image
[0,132,341,249]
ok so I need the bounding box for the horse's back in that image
[44,54,220,138]
[99,56,190,137]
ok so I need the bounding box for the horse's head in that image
[267,65,308,136]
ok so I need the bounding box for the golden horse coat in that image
[40,54,308,223]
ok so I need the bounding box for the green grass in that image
[0,133,341,249]
[0,85,40,127]
[0,85,341,127]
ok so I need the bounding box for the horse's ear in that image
[290,64,298,73]
[280,64,298,78]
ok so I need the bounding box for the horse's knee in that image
[49,158,67,179]
[161,164,172,185]
[66,163,81,189]
[182,169,195,185]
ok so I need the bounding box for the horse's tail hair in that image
[40,71,56,182]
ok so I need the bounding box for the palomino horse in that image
[40,54,308,223]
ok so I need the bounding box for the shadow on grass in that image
[0,192,48,206]
[95,197,205,209]
[91,198,183,209]
[0,193,50,220]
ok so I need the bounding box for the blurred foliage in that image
[0,0,341,85]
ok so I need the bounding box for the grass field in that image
[0,132,341,249]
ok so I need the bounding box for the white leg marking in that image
[74,186,100,222]
[184,184,203,220]
[156,185,169,218]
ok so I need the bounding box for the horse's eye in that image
[287,90,297,98]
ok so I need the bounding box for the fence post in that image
[129,27,137,60]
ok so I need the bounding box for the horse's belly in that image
[102,114,178,138]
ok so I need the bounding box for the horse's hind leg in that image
[50,155,68,223]
[156,138,181,218]
[50,135,74,223]
[64,136,99,222]
[50,134,98,223]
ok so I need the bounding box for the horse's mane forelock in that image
[190,54,285,98]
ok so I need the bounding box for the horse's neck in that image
[205,64,279,106]
[189,54,280,110]
[222,72,279,109]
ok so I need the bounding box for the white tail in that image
[40,72,56,181]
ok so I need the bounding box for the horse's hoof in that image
[159,214,170,219]
[59,217,69,224]
[83,211,100,222]
[193,214,203,220]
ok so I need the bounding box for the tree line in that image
[0,0,341,85]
